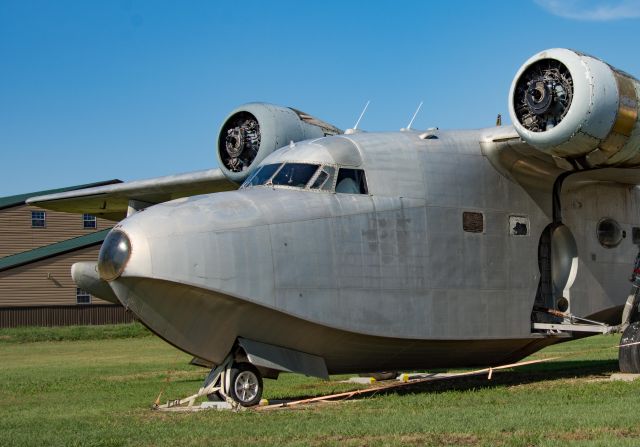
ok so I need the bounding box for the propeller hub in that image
[513,59,573,132]
[526,79,553,115]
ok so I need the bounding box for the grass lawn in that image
[0,324,639,446]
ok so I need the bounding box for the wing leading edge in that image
[26,168,238,221]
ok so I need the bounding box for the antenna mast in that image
[406,101,424,130]
[353,101,370,130]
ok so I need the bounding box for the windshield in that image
[242,163,282,188]
[271,163,320,188]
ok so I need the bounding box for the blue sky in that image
[2,0,640,195]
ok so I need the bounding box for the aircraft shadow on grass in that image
[289,359,617,403]
[164,359,619,405]
[389,359,620,397]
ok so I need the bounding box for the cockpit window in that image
[271,163,320,188]
[242,162,368,194]
[310,166,336,191]
[336,168,368,194]
[242,163,282,188]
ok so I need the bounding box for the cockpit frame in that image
[241,160,369,195]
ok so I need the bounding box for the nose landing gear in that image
[156,339,328,411]
[156,353,266,410]
[227,362,263,407]
[202,355,264,408]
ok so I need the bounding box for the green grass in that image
[0,322,151,343]
[0,326,638,446]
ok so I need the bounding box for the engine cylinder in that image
[216,103,341,183]
[509,48,640,167]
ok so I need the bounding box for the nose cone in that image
[98,230,132,281]
[103,190,280,301]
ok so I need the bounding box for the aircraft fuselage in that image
[105,128,640,373]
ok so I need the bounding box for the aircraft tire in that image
[227,362,263,407]
[630,322,640,373]
[619,321,640,373]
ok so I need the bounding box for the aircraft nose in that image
[109,191,277,296]
[94,191,283,365]
[95,190,284,310]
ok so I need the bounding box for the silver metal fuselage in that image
[110,129,639,373]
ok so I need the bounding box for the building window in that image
[76,288,91,305]
[83,214,97,229]
[31,211,46,228]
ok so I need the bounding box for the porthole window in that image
[597,218,624,248]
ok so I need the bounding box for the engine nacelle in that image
[509,48,640,167]
[216,103,341,183]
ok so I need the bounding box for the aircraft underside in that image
[113,275,573,374]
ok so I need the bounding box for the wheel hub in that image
[234,371,258,402]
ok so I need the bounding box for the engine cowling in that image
[509,48,640,168]
[216,103,341,183]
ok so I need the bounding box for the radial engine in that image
[509,48,640,168]
[216,103,341,183]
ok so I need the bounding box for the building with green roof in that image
[0,181,134,327]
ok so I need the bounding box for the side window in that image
[31,211,46,228]
[310,166,336,191]
[336,168,368,194]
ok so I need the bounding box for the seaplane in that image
[29,48,640,406]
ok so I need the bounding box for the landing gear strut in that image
[202,355,264,407]
[155,352,266,410]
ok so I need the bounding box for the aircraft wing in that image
[481,125,565,192]
[26,168,238,221]
[481,126,640,189]
[26,101,344,221]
